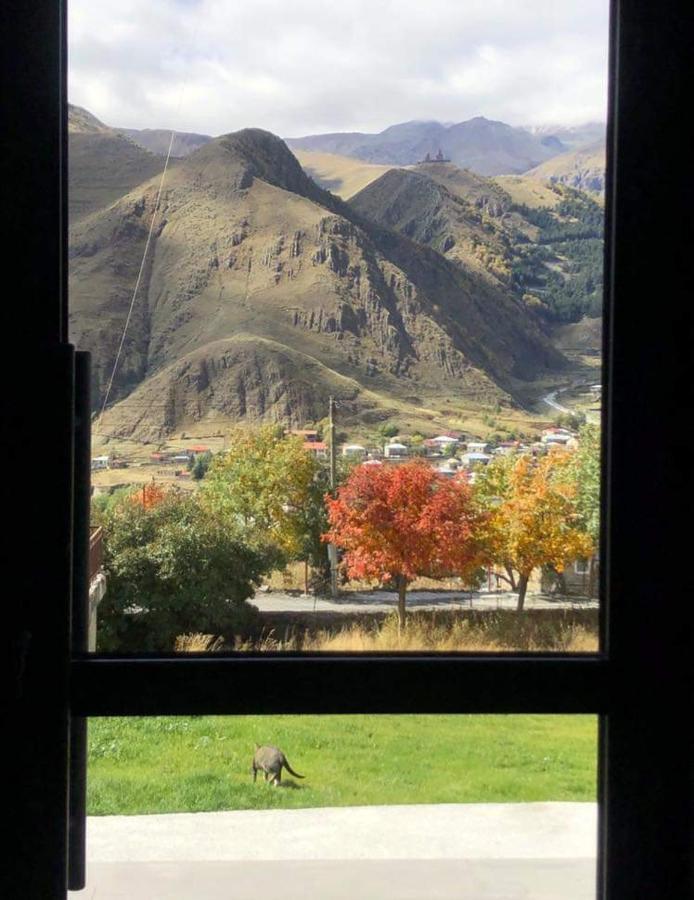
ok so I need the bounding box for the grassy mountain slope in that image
[120,128,213,158]
[292,150,393,199]
[68,105,167,223]
[69,127,564,440]
[525,141,606,194]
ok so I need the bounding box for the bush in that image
[97,489,267,651]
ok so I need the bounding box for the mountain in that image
[68,122,564,441]
[525,140,606,194]
[350,163,604,323]
[286,117,564,176]
[526,123,605,152]
[68,105,167,223]
[119,128,213,158]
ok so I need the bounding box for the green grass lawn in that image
[88,715,597,815]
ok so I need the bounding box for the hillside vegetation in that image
[350,165,603,324]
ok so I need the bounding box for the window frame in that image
[4,0,693,898]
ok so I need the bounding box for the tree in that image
[191,450,213,480]
[378,423,399,440]
[324,460,486,630]
[98,489,267,651]
[475,450,594,611]
[201,425,326,570]
[570,423,601,543]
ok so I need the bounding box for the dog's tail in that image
[281,753,305,779]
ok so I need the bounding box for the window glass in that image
[73,714,598,899]
[69,1,608,654]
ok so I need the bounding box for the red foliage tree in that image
[130,482,168,509]
[324,460,485,629]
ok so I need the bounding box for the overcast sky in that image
[68,0,609,137]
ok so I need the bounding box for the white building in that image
[466,441,490,454]
[342,444,367,458]
[384,442,409,458]
[91,456,110,471]
[541,429,573,446]
[460,452,492,469]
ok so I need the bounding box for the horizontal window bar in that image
[71,655,609,716]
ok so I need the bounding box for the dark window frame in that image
[4,0,693,897]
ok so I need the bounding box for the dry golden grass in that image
[293,150,393,199]
[174,633,225,652]
[235,610,598,654]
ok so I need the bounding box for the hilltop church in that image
[420,148,450,163]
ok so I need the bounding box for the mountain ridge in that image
[69,119,565,439]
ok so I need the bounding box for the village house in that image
[384,442,409,459]
[541,555,600,599]
[541,428,574,446]
[460,451,492,469]
[186,444,210,455]
[288,429,320,443]
[466,441,490,455]
[90,455,109,471]
[342,444,367,458]
[303,440,328,459]
[432,434,459,449]
[423,439,443,457]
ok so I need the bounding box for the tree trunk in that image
[397,575,408,634]
[304,559,309,596]
[517,572,530,612]
[505,565,518,590]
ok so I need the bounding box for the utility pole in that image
[328,396,338,599]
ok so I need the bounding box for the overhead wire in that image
[96,13,203,426]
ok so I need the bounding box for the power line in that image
[98,133,176,420]
[97,16,203,421]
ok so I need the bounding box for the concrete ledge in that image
[74,858,596,900]
[84,802,597,862]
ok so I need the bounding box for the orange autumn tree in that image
[324,460,486,630]
[475,450,594,612]
[130,482,168,509]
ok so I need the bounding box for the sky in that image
[68,0,609,137]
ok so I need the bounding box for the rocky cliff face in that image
[69,122,565,439]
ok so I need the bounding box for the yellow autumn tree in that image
[200,425,325,569]
[475,449,594,611]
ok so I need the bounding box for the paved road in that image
[253,589,598,615]
[70,803,597,899]
[542,390,572,415]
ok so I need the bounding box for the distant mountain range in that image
[102,107,605,184]
[286,117,568,176]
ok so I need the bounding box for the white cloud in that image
[68,0,609,135]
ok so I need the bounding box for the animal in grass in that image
[252,744,305,786]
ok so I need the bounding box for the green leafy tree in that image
[201,425,326,570]
[570,423,601,543]
[98,489,266,651]
[378,423,399,440]
[191,450,213,480]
